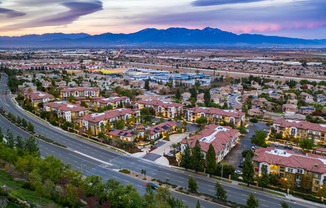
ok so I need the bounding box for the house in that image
[251,98,273,110]
[299,106,315,115]
[282,104,298,114]
[60,87,100,99]
[145,121,176,140]
[186,107,245,127]
[180,125,239,163]
[181,92,191,101]
[285,93,297,99]
[211,94,224,104]
[42,81,52,88]
[108,130,143,142]
[55,80,67,87]
[44,101,88,122]
[80,108,140,135]
[26,91,55,107]
[253,147,326,193]
[273,119,326,145]
[94,96,131,109]
[301,92,314,103]
[248,108,262,116]
[134,99,183,118]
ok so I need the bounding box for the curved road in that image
[0,74,315,208]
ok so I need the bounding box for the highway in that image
[0,74,316,208]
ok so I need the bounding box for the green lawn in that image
[0,170,59,207]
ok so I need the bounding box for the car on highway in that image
[146,183,159,190]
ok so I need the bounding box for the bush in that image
[242,150,254,158]
[119,169,131,174]
[250,118,258,123]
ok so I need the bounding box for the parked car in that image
[275,142,279,147]
[146,183,159,190]
[251,146,256,150]
[284,145,288,149]
[235,170,243,175]
[239,161,243,168]
[288,146,293,150]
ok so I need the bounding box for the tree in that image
[0,128,3,143]
[206,144,216,176]
[195,116,207,127]
[242,149,254,158]
[251,130,268,147]
[242,153,255,187]
[299,138,314,150]
[247,193,259,208]
[191,140,204,173]
[190,87,197,101]
[67,95,76,103]
[215,182,227,200]
[114,119,125,130]
[258,164,270,190]
[269,173,280,186]
[141,169,147,178]
[196,199,200,208]
[175,88,181,100]
[25,136,40,157]
[181,144,192,170]
[144,79,150,91]
[64,184,79,208]
[22,118,27,127]
[5,129,15,149]
[188,177,198,193]
[281,201,291,208]
[250,117,258,123]
[28,121,34,132]
[204,89,211,107]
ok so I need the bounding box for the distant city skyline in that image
[0,0,325,39]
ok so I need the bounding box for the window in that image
[287,168,294,173]
[314,173,321,179]
[297,169,303,174]
[315,180,320,185]
[322,133,325,137]
[280,173,284,177]
[314,187,319,192]
[304,130,306,133]
[280,167,285,172]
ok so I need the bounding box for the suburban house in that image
[60,87,100,99]
[299,106,315,115]
[248,108,262,116]
[273,119,326,145]
[108,130,143,142]
[301,92,314,103]
[251,98,273,111]
[145,121,176,140]
[42,81,52,88]
[253,147,326,193]
[43,101,88,122]
[26,91,55,107]
[282,104,298,114]
[134,99,183,118]
[186,107,245,127]
[80,108,140,135]
[180,125,239,163]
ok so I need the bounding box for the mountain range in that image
[1,27,325,48]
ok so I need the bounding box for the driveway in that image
[223,122,267,168]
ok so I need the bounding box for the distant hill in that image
[1,27,325,48]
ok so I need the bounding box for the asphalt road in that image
[228,93,241,105]
[0,74,314,208]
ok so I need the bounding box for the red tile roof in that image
[81,108,138,123]
[97,96,130,104]
[61,87,100,92]
[181,124,239,153]
[188,107,245,119]
[135,99,182,108]
[27,91,54,100]
[274,119,326,132]
[44,101,87,112]
[253,147,326,173]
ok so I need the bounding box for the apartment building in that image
[181,125,239,163]
[273,119,326,145]
[43,101,88,122]
[80,108,140,135]
[253,147,326,193]
[186,107,245,127]
[134,99,183,118]
[60,87,100,99]
[108,130,144,142]
[94,96,131,109]
[26,91,55,107]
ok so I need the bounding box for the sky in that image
[0,0,325,39]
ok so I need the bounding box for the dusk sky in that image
[0,0,325,39]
